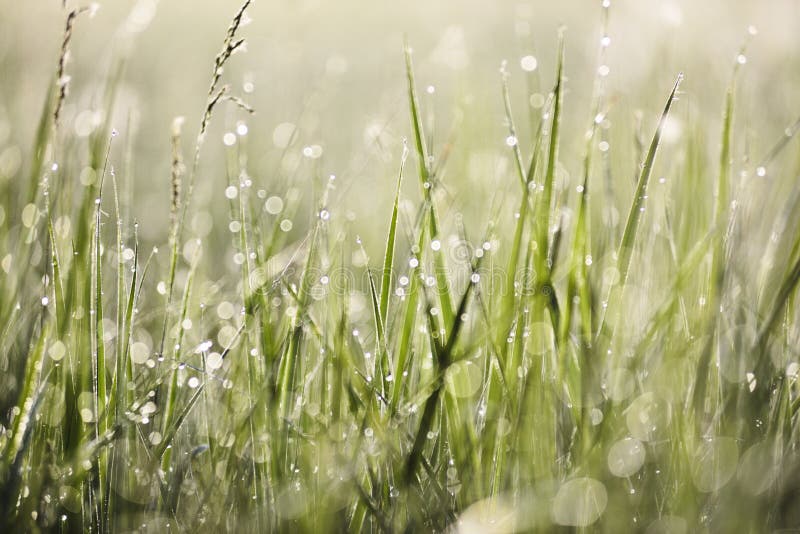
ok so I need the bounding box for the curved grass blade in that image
[380,142,408,328]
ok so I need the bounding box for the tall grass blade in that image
[596,72,684,339]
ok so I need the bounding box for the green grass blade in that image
[380,142,408,330]
[693,54,742,416]
[367,268,388,390]
[501,63,528,189]
[403,40,455,331]
[596,72,684,339]
[531,35,566,334]
[535,36,565,263]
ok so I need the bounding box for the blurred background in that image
[0,0,798,257]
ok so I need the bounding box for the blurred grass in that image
[0,0,800,532]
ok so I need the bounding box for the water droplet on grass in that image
[206,352,223,370]
[553,477,607,527]
[520,55,538,72]
[48,341,66,361]
[302,145,323,159]
[130,342,149,365]
[626,392,671,441]
[265,196,284,214]
[738,440,779,495]
[590,408,603,425]
[691,437,738,492]
[608,437,646,477]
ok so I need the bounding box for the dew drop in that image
[130,342,149,365]
[265,196,284,214]
[553,478,608,527]
[206,352,223,370]
[691,437,739,492]
[520,55,538,72]
[608,437,646,477]
[48,340,66,361]
[590,408,603,425]
[302,145,323,159]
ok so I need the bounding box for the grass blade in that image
[380,142,408,329]
[596,72,684,340]
[404,40,456,331]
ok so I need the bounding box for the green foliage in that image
[1,2,800,533]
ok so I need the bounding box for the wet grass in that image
[0,1,800,532]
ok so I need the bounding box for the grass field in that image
[1,0,800,532]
